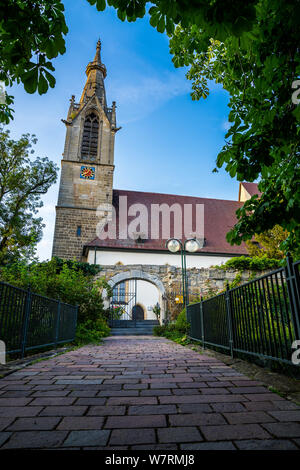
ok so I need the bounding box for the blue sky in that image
[7,0,236,261]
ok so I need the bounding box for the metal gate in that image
[109,279,137,327]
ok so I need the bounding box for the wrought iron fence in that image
[0,282,78,357]
[187,256,300,366]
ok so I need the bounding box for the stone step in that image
[110,328,155,336]
[110,320,159,328]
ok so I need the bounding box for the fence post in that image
[285,254,300,340]
[54,300,61,347]
[225,284,234,358]
[21,287,31,358]
[200,296,205,350]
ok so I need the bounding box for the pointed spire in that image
[85,38,107,78]
[80,39,107,105]
[93,39,101,64]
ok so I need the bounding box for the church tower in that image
[52,40,119,261]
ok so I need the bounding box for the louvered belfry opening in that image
[81,112,99,161]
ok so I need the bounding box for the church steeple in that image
[52,38,118,261]
[80,39,107,107]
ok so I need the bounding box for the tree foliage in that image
[0,0,68,122]
[168,0,300,253]
[0,257,112,323]
[0,128,58,263]
[246,225,289,260]
[1,1,299,253]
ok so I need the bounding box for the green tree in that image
[0,128,58,263]
[246,226,289,260]
[168,1,300,254]
[2,1,299,253]
[0,1,68,123]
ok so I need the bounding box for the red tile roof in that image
[85,188,251,255]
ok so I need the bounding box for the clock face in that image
[80,166,95,180]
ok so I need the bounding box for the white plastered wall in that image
[87,249,232,269]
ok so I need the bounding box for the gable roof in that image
[239,182,262,201]
[85,188,251,255]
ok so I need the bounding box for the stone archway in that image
[107,269,166,324]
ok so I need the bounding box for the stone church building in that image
[52,41,259,325]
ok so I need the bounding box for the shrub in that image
[74,318,110,346]
[213,255,282,271]
[153,325,167,336]
[153,308,190,343]
[0,258,112,324]
[175,308,190,333]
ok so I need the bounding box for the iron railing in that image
[0,282,78,357]
[187,255,300,366]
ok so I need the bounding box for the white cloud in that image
[221,119,231,131]
[110,71,191,123]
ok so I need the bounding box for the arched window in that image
[81,112,99,160]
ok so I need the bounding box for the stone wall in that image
[97,263,264,295]
[52,207,99,261]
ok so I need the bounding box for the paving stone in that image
[199,388,230,395]
[243,401,278,411]
[200,424,271,441]
[262,423,300,438]
[271,401,300,411]
[234,439,298,450]
[178,404,212,413]
[69,391,98,397]
[223,411,275,424]
[211,403,245,413]
[157,427,203,443]
[73,398,106,406]
[98,390,139,397]
[140,389,172,396]
[123,384,148,390]
[29,397,76,406]
[132,444,178,450]
[31,391,70,397]
[88,406,126,416]
[39,406,87,416]
[0,406,43,417]
[2,431,68,449]
[159,394,248,404]
[0,398,33,406]
[107,396,157,405]
[0,432,12,447]
[228,387,268,394]
[180,441,236,450]
[0,417,15,430]
[109,428,156,445]
[7,417,61,431]
[55,380,103,385]
[169,413,226,426]
[267,411,300,422]
[58,417,104,430]
[0,391,33,397]
[62,430,110,447]
[245,393,285,401]
[128,405,177,415]
[105,415,166,429]
[293,438,300,447]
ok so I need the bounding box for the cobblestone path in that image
[0,336,300,450]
